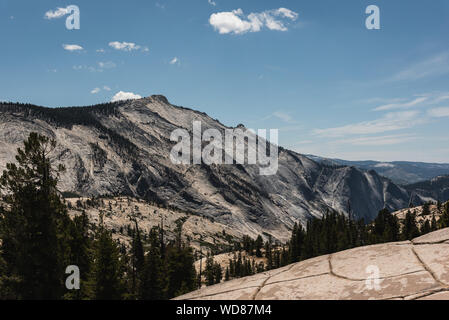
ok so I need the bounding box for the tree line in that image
[204,201,449,285]
[0,133,197,300]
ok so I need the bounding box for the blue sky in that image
[1,0,449,162]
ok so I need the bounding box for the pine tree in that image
[289,223,305,263]
[0,251,20,299]
[422,202,431,216]
[224,267,230,281]
[213,263,222,284]
[265,242,273,271]
[0,133,69,299]
[255,235,263,258]
[431,214,438,231]
[139,227,164,300]
[87,216,125,300]
[402,211,420,240]
[440,203,449,228]
[130,221,144,296]
[420,220,431,235]
[229,258,235,278]
[204,254,215,286]
[165,244,196,298]
[64,210,92,300]
[373,208,400,243]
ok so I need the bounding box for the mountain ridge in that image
[305,154,449,185]
[0,96,443,241]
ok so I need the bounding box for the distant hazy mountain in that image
[405,175,449,204]
[0,97,444,241]
[305,155,449,185]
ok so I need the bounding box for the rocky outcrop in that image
[175,228,449,300]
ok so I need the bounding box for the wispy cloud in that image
[431,94,449,104]
[261,111,296,124]
[428,107,449,118]
[72,62,115,72]
[169,57,180,65]
[372,92,449,111]
[62,44,83,51]
[208,0,217,6]
[389,52,449,82]
[209,8,298,35]
[313,111,423,137]
[334,134,417,146]
[91,86,112,94]
[373,97,428,111]
[98,61,116,69]
[272,111,294,123]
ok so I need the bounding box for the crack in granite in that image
[411,245,447,288]
[251,263,297,300]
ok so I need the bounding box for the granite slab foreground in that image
[174,228,449,300]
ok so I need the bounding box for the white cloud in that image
[109,41,147,52]
[334,134,417,146]
[431,94,449,104]
[389,52,449,82]
[373,97,428,111]
[96,49,105,53]
[295,140,313,145]
[209,7,298,35]
[371,92,449,112]
[44,7,71,19]
[169,57,180,65]
[98,61,116,69]
[91,86,112,94]
[276,8,299,20]
[63,44,84,51]
[72,62,115,73]
[272,111,294,123]
[208,0,217,6]
[359,97,406,105]
[313,111,423,137]
[428,107,449,118]
[111,91,142,102]
[260,111,297,124]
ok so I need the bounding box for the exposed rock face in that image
[0,97,426,241]
[174,228,449,300]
